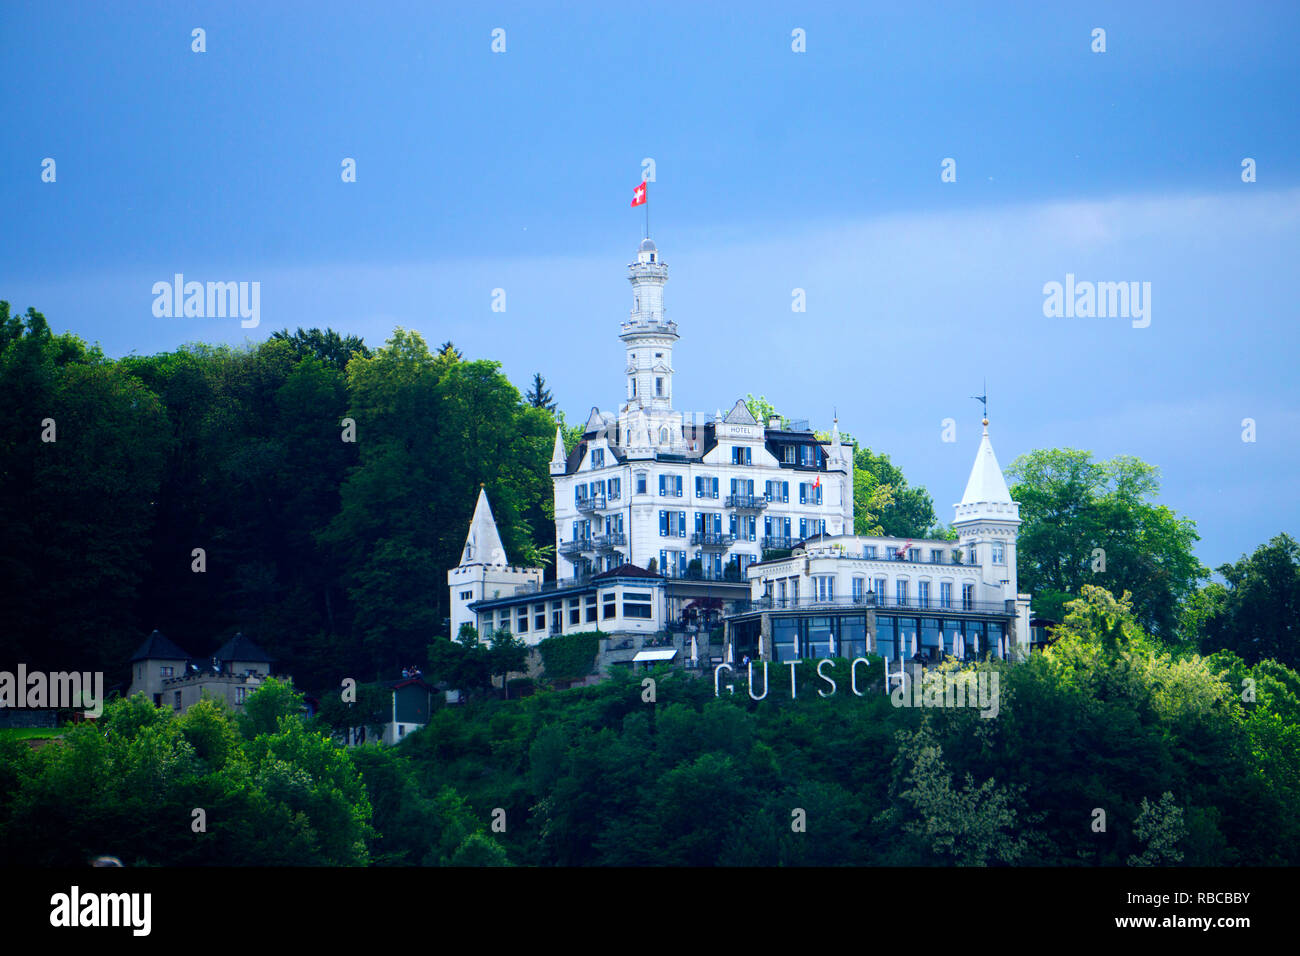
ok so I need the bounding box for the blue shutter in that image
[659,510,668,536]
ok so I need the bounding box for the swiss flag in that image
[631,181,647,207]
[813,475,821,489]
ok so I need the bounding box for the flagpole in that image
[645,185,650,239]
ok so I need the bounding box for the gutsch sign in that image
[713,658,999,719]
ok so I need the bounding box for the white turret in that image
[620,238,676,412]
[953,418,1020,591]
[447,487,542,640]
[549,426,567,476]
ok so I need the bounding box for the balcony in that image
[593,532,627,551]
[560,538,594,557]
[690,532,735,549]
[762,536,796,551]
[575,494,606,513]
[726,494,768,511]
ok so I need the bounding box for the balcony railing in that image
[559,538,593,557]
[512,574,592,596]
[690,532,735,548]
[735,593,1012,615]
[575,494,606,512]
[593,532,627,551]
[661,566,745,583]
[726,494,768,511]
[762,536,796,551]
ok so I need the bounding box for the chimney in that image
[767,415,781,429]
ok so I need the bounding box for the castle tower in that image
[620,238,676,412]
[952,418,1021,601]
[446,488,542,640]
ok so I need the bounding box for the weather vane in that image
[971,379,988,423]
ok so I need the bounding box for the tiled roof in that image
[129,630,191,662]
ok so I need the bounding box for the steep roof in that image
[214,632,275,663]
[960,425,1013,505]
[461,487,508,565]
[130,629,191,662]
[723,399,758,425]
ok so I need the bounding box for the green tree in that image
[1005,449,1205,636]
[1203,534,1300,668]
[238,677,306,739]
[488,630,530,699]
[853,446,937,538]
[525,372,557,412]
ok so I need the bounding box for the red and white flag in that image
[813,475,821,489]
[631,181,647,207]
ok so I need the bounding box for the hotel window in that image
[876,616,897,662]
[863,545,877,559]
[636,471,647,494]
[659,426,669,443]
[816,576,834,601]
[623,591,654,619]
[591,449,605,468]
[773,617,798,663]
[603,593,617,620]
[852,577,864,600]
[732,446,751,465]
[992,541,1005,564]
[235,686,247,704]
[970,546,978,564]
[940,582,952,608]
[783,445,796,464]
[459,590,473,601]
[517,608,528,632]
[918,581,930,608]
[534,604,545,630]
[608,477,621,500]
[585,594,598,623]
[875,577,887,599]
[552,607,563,633]
[962,583,975,610]
[896,579,908,605]
[777,580,787,605]
[908,548,921,562]
[951,550,963,564]
[160,666,174,678]
[930,550,944,563]
[173,691,182,710]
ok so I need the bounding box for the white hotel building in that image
[450,236,1034,671]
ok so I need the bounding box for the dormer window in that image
[659,427,669,444]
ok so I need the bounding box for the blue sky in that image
[2,1,1298,571]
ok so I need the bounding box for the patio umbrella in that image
[690,634,698,663]
[910,632,918,656]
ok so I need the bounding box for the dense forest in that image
[3,300,1299,866]
[3,587,1298,866]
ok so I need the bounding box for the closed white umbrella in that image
[910,632,918,656]
[690,634,698,663]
